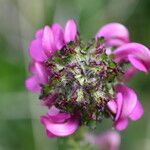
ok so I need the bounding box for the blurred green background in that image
[0,0,150,150]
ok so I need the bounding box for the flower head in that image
[26,19,149,138]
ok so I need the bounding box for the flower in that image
[85,130,121,150]
[25,62,49,92]
[40,106,79,137]
[26,19,77,92]
[113,43,150,73]
[107,84,144,131]
[96,23,150,80]
[25,19,149,138]
[29,19,77,62]
[96,22,130,47]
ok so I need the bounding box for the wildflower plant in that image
[26,20,150,138]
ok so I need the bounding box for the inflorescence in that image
[26,20,149,137]
[40,38,122,125]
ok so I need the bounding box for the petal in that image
[29,61,36,74]
[52,23,64,50]
[35,29,43,38]
[116,84,137,118]
[129,100,144,121]
[115,118,129,131]
[48,106,60,116]
[107,100,117,114]
[123,66,137,81]
[48,113,71,123]
[25,75,41,93]
[29,39,47,62]
[64,19,77,43]
[40,115,79,137]
[42,26,56,56]
[96,23,129,46]
[46,129,57,138]
[47,117,79,137]
[115,93,123,121]
[114,43,150,71]
[41,116,57,138]
[34,62,48,83]
[106,39,128,47]
[128,55,148,72]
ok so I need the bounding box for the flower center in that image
[40,38,123,126]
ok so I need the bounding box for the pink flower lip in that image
[29,19,78,63]
[25,62,48,93]
[107,84,144,131]
[40,107,79,137]
[113,43,150,73]
[96,22,130,47]
[64,19,77,43]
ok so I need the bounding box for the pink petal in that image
[115,118,129,131]
[48,113,71,123]
[42,26,56,56]
[34,62,48,83]
[115,93,123,121]
[123,66,137,81]
[128,55,148,72]
[106,39,128,47]
[46,129,57,138]
[64,19,77,43]
[47,118,79,137]
[116,84,137,118]
[41,116,57,138]
[114,43,150,72]
[48,106,60,116]
[52,23,64,50]
[29,61,36,74]
[129,100,144,121]
[25,75,41,93]
[107,100,117,114]
[40,115,79,137]
[29,39,47,62]
[35,29,43,38]
[96,23,129,46]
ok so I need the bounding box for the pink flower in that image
[113,43,150,73]
[25,62,48,93]
[107,84,144,131]
[26,19,77,92]
[25,20,147,138]
[40,106,79,137]
[96,23,150,79]
[97,130,121,150]
[96,23,130,47]
[86,130,121,150]
[29,19,77,62]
